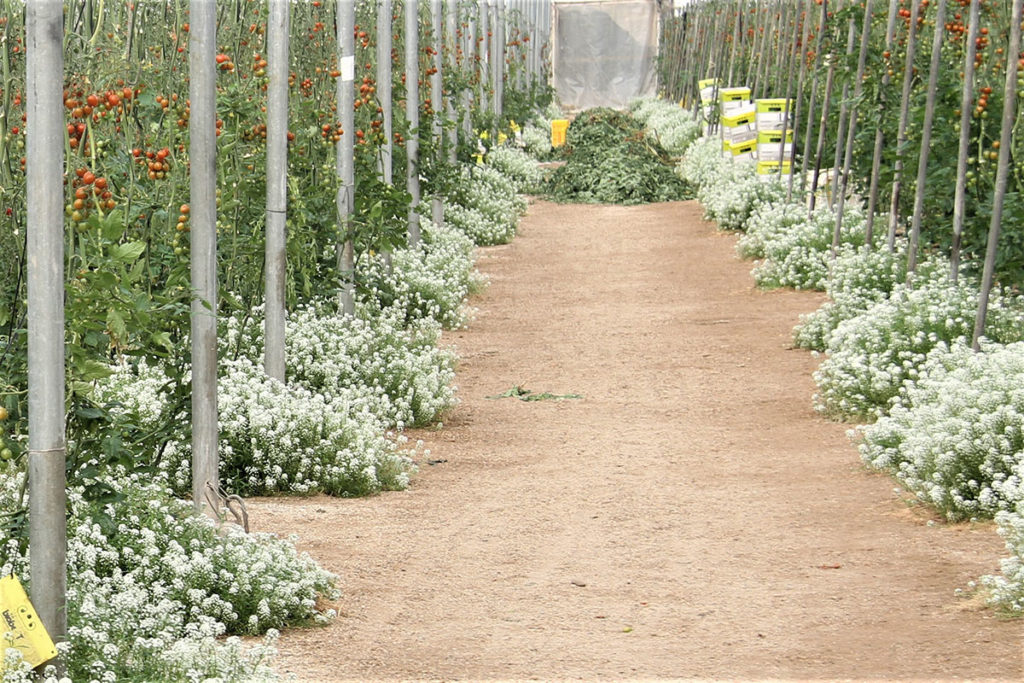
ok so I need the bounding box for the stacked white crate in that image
[755,98,794,180]
[719,86,755,161]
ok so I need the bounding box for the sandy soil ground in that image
[252,199,1024,681]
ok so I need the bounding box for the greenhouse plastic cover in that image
[552,0,659,110]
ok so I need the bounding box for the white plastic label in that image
[341,55,355,82]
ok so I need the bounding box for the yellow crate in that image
[722,139,731,152]
[731,139,757,157]
[757,160,793,175]
[720,86,751,103]
[757,129,794,145]
[698,78,719,90]
[721,108,756,128]
[756,98,792,113]
[550,119,569,148]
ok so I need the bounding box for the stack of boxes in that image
[719,87,755,161]
[702,79,796,180]
[754,98,794,181]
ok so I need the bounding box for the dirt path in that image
[254,200,1023,681]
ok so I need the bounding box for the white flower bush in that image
[360,217,484,329]
[630,97,701,157]
[287,305,457,430]
[736,199,810,260]
[859,340,1024,520]
[750,203,871,291]
[521,123,552,159]
[986,504,1024,613]
[677,136,724,190]
[793,242,911,351]
[698,161,785,232]
[487,146,545,193]
[0,470,335,681]
[446,162,526,245]
[813,264,1024,420]
[95,356,412,497]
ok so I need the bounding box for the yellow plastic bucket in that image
[551,119,569,148]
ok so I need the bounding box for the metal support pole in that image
[337,0,356,315]
[447,0,460,164]
[479,0,489,116]
[189,0,219,516]
[431,0,445,226]
[378,0,394,183]
[864,0,900,244]
[264,0,288,382]
[406,0,421,246]
[971,0,1021,350]
[26,0,67,649]
[886,0,922,249]
[828,13,857,208]
[832,0,874,256]
[950,0,981,282]
[907,0,947,273]
[492,0,505,126]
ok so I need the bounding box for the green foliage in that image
[546,108,693,204]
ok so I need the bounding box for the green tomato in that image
[0,449,12,461]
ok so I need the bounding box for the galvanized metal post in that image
[479,0,489,116]
[447,0,460,164]
[886,0,922,249]
[799,0,829,197]
[189,0,219,516]
[785,0,814,200]
[950,0,981,282]
[906,0,947,273]
[26,0,67,648]
[406,0,421,246]
[337,0,356,315]
[832,0,874,256]
[264,0,288,382]
[828,13,857,208]
[378,0,393,183]
[972,0,1021,350]
[431,0,445,226]
[492,0,504,125]
[864,0,900,245]
[464,6,475,145]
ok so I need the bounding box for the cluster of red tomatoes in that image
[66,167,115,231]
[321,122,345,144]
[63,87,134,150]
[132,146,174,181]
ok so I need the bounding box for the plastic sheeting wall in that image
[552,0,659,110]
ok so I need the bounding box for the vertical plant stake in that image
[406,0,421,246]
[337,0,357,315]
[950,0,982,282]
[26,0,68,649]
[189,0,219,516]
[431,0,445,226]
[972,0,1023,350]
[264,0,289,381]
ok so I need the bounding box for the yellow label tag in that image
[0,575,58,670]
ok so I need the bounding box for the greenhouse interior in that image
[1,0,1024,679]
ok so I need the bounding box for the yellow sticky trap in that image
[474,154,484,165]
[478,130,489,140]
[550,119,569,148]
[0,575,58,670]
[508,119,520,133]
[497,132,508,145]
